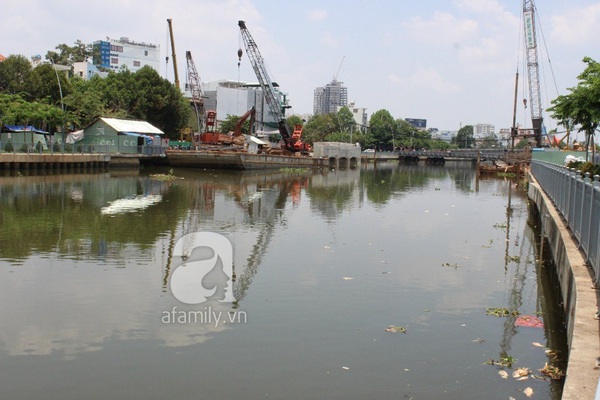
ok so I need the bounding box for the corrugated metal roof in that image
[100,117,164,135]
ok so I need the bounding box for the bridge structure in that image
[361,149,524,164]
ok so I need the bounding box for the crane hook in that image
[237,48,243,67]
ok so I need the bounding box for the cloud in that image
[309,9,327,21]
[549,3,600,46]
[389,66,460,94]
[319,31,338,48]
[403,12,478,47]
[454,0,506,15]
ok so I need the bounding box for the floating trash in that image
[515,315,544,328]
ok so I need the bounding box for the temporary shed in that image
[80,117,165,154]
[1,125,49,151]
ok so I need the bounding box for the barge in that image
[165,150,327,170]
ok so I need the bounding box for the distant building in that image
[73,61,108,79]
[314,78,348,115]
[474,123,495,138]
[92,37,160,73]
[433,130,456,143]
[405,118,427,130]
[337,101,368,133]
[201,80,288,135]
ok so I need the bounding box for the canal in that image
[0,163,567,399]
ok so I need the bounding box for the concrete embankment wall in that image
[528,174,600,399]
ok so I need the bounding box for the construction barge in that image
[165,149,327,170]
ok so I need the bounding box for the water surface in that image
[0,164,567,399]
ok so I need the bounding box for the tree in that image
[302,113,337,144]
[337,106,355,134]
[453,125,474,148]
[480,134,500,149]
[27,63,71,105]
[0,55,32,96]
[368,109,397,150]
[63,77,107,129]
[548,57,600,160]
[46,40,95,66]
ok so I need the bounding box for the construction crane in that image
[185,50,204,148]
[166,19,180,90]
[523,0,543,148]
[237,20,309,153]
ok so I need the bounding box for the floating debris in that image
[512,367,531,379]
[471,338,485,343]
[523,387,534,398]
[442,262,460,269]
[532,342,544,348]
[539,363,565,380]
[149,172,182,181]
[342,277,354,281]
[485,356,516,367]
[515,315,544,328]
[498,370,509,379]
[485,307,520,317]
[385,325,407,334]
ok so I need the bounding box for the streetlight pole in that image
[49,59,66,153]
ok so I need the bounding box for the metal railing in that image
[0,141,167,156]
[531,159,600,285]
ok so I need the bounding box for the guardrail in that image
[0,141,167,156]
[531,159,600,285]
[363,149,527,160]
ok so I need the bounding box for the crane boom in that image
[237,20,296,152]
[185,50,204,147]
[523,0,543,147]
[167,19,180,90]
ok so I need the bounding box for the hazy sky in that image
[2,0,599,133]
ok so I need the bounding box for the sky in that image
[2,0,599,134]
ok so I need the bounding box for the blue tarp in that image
[3,125,49,134]
[120,132,154,143]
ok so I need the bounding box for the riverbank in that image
[528,172,600,399]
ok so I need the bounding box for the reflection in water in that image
[0,165,566,399]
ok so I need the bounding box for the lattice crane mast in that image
[523,0,543,147]
[238,20,308,153]
[185,50,204,147]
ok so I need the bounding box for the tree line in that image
[3,40,595,149]
[0,42,190,139]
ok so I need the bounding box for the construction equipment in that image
[233,106,256,137]
[510,0,544,148]
[237,20,310,153]
[166,19,180,90]
[199,107,256,146]
[523,0,543,148]
[185,50,204,148]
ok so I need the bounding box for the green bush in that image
[3,141,14,152]
[566,161,600,178]
[35,141,44,152]
[53,142,61,152]
[20,144,29,153]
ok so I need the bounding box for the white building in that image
[337,101,368,133]
[314,78,348,115]
[93,37,160,73]
[474,123,495,138]
[73,61,109,79]
[201,80,288,135]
